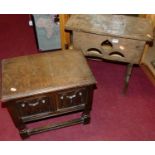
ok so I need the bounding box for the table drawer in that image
[73,31,145,64]
[57,88,87,110]
[15,96,54,117]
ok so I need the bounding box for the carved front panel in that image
[15,96,54,117]
[57,88,87,110]
[73,31,145,64]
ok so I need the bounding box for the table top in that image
[65,14,153,42]
[1,50,96,102]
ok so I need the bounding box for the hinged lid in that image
[1,50,96,102]
[66,14,153,42]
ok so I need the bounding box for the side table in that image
[0,49,96,139]
[65,14,154,93]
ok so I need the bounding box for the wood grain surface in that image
[66,14,153,41]
[1,50,96,101]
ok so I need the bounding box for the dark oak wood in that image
[1,49,96,139]
[1,50,96,101]
[20,117,84,138]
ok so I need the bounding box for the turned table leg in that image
[81,85,95,124]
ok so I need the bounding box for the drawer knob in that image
[21,103,25,108]
[41,99,46,104]
[60,96,64,100]
[79,92,82,96]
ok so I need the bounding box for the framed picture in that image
[33,14,61,51]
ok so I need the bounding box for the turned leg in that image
[82,113,90,124]
[14,122,29,139]
[7,105,28,139]
[123,63,134,94]
[19,129,30,139]
[81,85,95,124]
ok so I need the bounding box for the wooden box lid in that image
[65,14,153,42]
[1,50,96,102]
